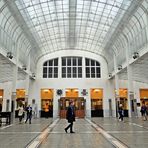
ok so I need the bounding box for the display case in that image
[41,99,53,111]
[40,99,53,117]
[91,99,103,117]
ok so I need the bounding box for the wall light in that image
[43,89,49,92]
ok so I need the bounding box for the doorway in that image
[40,89,53,117]
[59,97,85,118]
[116,89,128,117]
[91,88,103,117]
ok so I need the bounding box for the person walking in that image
[25,105,32,124]
[118,104,124,122]
[32,101,37,119]
[140,102,147,121]
[65,100,75,133]
[18,104,24,124]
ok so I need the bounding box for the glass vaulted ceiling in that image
[15,0,132,57]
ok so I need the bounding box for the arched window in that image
[85,58,101,78]
[43,58,58,78]
[62,57,82,78]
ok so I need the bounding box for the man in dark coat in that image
[65,101,75,133]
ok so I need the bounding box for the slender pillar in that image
[11,65,18,112]
[113,54,120,117]
[11,43,19,122]
[126,42,134,117]
[85,89,91,118]
[25,54,30,104]
[53,90,60,119]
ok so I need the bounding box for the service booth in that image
[91,88,103,117]
[40,89,53,117]
[140,89,148,105]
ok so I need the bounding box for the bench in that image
[0,112,11,126]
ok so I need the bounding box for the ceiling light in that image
[65,89,70,92]
[43,89,49,92]
[94,89,101,92]
[74,89,78,92]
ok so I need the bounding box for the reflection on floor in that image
[0,117,148,148]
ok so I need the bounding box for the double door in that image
[59,97,85,118]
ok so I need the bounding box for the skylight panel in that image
[15,0,131,54]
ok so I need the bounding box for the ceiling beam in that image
[5,0,41,62]
[103,0,144,54]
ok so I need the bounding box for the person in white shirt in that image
[32,101,37,118]
[18,104,24,124]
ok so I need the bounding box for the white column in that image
[85,89,91,118]
[53,90,60,119]
[11,43,19,122]
[127,65,134,117]
[126,42,134,117]
[11,65,18,111]
[114,54,120,117]
[107,80,116,117]
[25,54,30,104]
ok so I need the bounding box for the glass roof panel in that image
[15,0,132,54]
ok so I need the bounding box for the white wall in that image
[35,50,113,117]
[37,50,108,79]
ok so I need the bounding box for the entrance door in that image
[59,97,85,118]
